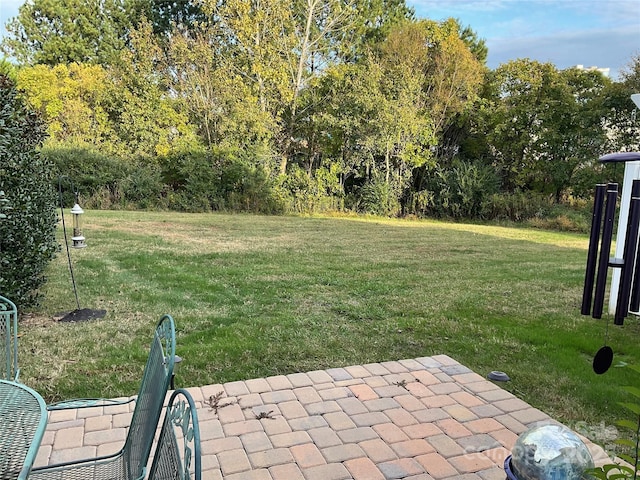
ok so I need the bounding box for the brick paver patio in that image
[33,355,609,479]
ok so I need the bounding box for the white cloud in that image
[487,24,639,78]
[583,0,640,24]
[407,0,640,78]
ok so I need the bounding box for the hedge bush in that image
[0,74,58,308]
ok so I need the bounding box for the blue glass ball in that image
[510,424,594,480]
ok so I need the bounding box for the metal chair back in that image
[148,389,201,480]
[30,314,176,480]
[123,314,177,478]
[0,295,19,381]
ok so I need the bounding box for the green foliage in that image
[457,23,488,64]
[164,30,273,151]
[347,0,415,57]
[571,161,625,201]
[620,53,640,93]
[43,147,127,205]
[120,165,166,209]
[480,59,610,199]
[43,146,168,210]
[0,74,58,308]
[17,63,116,149]
[141,0,207,38]
[280,164,344,213]
[481,192,554,222]
[161,148,285,214]
[600,77,640,154]
[589,365,640,480]
[3,0,639,222]
[0,58,17,81]
[358,171,403,216]
[108,22,202,159]
[1,0,133,66]
[416,161,499,218]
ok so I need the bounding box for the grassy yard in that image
[19,210,640,437]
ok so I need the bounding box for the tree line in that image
[2,0,640,220]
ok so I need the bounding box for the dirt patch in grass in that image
[20,312,58,328]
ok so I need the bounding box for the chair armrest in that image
[47,397,136,411]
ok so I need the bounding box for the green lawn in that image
[20,210,640,436]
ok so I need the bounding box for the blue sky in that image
[1,0,638,79]
[407,0,640,79]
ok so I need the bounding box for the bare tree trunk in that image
[385,138,391,184]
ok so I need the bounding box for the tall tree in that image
[457,23,488,65]
[16,63,115,148]
[1,0,136,66]
[481,59,609,199]
[347,0,414,55]
[206,0,295,116]
[107,21,200,158]
[140,0,207,37]
[298,18,483,209]
[418,19,484,138]
[165,30,273,151]
[621,52,640,91]
[381,18,484,196]
[374,21,441,180]
[199,0,412,174]
[601,54,640,154]
[538,67,610,200]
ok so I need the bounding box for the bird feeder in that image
[70,203,86,248]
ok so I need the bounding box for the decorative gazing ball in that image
[506,424,594,480]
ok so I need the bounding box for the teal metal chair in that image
[30,314,176,480]
[0,379,48,480]
[148,389,201,480]
[0,295,19,381]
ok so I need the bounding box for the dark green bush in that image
[358,171,402,217]
[280,165,344,214]
[571,161,625,200]
[0,74,58,308]
[160,148,285,214]
[225,163,284,214]
[120,164,166,209]
[414,161,500,218]
[42,146,129,208]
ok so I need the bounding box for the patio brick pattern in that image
[33,355,608,479]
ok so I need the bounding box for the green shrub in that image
[571,161,625,200]
[120,164,166,209]
[280,164,344,214]
[358,171,402,217]
[481,191,554,221]
[0,74,58,308]
[414,161,499,218]
[225,160,284,214]
[42,145,129,208]
[160,148,285,214]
